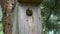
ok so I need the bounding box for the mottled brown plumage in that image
[1,0,15,34]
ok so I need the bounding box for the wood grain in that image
[17,4,42,34]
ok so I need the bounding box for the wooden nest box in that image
[18,0,42,4]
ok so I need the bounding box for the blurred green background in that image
[40,0,60,34]
[0,0,60,34]
[0,6,3,34]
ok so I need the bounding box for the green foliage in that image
[0,5,3,34]
[41,0,60,34]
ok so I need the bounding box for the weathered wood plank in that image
[12,3,19,34]
[17,4,42,34]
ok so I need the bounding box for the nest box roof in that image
[18,0,42,4]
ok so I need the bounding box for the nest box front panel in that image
[18,4,42,34]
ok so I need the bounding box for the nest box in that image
[12,0,42,34]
